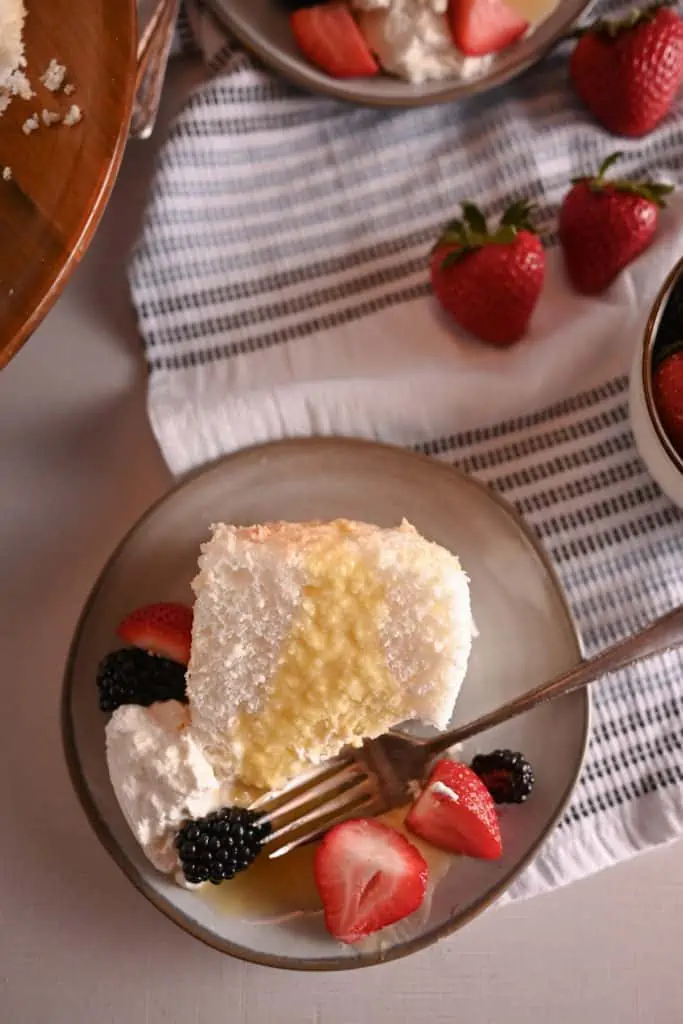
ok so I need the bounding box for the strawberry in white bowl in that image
[285,0,541,84]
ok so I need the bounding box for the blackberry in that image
[471,749,535,804]
[96,647,187,713]
[175,807,271,885]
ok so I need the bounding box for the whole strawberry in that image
[430,200,545,346]
[559,153,673,296]
[570,4,683,137]
[653,350,683,458]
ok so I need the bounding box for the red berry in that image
[430,200,545,346]
[291,3,379,79]
[450,0,529,58]
[570,6,683,137]
[313,818,428,943]
[559,153,673,296]
[653,350,683,458]
[406,759,503,859]
[117,602,193,666]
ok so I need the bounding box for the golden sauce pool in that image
[200,807,452,922]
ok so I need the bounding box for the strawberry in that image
[430,200,545,346]
[569,4,683,138]
[406,760,503,859]
[653,350,683,458]
[291,3,379,78]
[313,819,428,943]
[450,0,529,57]
[559,152,673,296]
[117,602,193,666]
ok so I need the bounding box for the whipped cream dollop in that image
[352,0,492,85]
[106,701,231,873]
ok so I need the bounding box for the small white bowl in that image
[630,257,683,509]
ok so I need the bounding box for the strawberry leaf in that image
[441,248,470,269]
[492,224,520,244]
[578,152,675,208]
[435,197,537,265]
[500,198,538,233]
[571,2,672,39]
[598,151,624,179]
[462,203,488,234]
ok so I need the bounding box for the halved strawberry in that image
[117,602,193,666]
[450,0,529,57]
[314,819,428,943]
[406,760,503,859]
[291,3,379,78]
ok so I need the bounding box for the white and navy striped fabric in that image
[129,0,683,899]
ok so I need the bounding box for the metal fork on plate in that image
[251,604,683,858]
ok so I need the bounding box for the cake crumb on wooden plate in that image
[0,0,136,367]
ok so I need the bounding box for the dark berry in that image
[96,647,187,713]
[175,807,271,886]
[471,749,535,804]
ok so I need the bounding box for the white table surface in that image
[2,59,683,1024]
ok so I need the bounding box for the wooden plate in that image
[0,1,136,368]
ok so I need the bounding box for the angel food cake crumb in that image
[62,103,82,127]
[40,58,66,92]
[0,5,81,130]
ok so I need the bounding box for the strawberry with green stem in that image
[559,152,673,296]
[430,199,545,347]
[570,3,683,137]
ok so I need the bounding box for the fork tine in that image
[263,776,376,850]
[267,794,380,860]
[249,756,349,813]
[262,763,365,826]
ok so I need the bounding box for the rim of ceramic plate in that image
[208,0,591,110]
[61,436,590,971]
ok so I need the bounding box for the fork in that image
[251,603,683,859]
[131,0,181,140]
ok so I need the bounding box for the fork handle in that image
[425,604,683,758]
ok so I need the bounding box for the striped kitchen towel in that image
[129,0,683,900]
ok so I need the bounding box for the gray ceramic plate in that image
[62,438,589,971]
[205,0,589,107]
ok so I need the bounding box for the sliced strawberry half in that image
[117,602,193,666]
[314,818,428,943]
[450,0,529,58]
[291,3,379,79]
[406,760,503,859]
